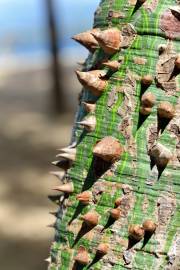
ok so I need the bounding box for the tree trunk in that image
[48,0,180,269]
[46,0,64,113]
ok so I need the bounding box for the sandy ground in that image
[0,63,81,270]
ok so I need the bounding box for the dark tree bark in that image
[46,0,64,113]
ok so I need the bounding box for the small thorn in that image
[75,70,107,96]
[82,211,99,227]
[49,211,58,217]
[143,219,157,233]
[77,115,96,132]
[44,257,51,263]
[141,75,153,86]
[129,224,144,241]
[158,101,175,119]
[140,106,152,115]
[150,143,172,167]
[74,246,90,265]
[109,208,121,220]
[92,28,122,55]
[47,222,56,228]
[56,152,76,162]
[96,243,109,256]
[52,182,74,194]
[82,101,96,113]
[115,197,122,207]
[102,60,121,71]
[84,69,107,78]
[76,191,92,205]
[51,160,60,166]
[72,29,99,52]
[58,147,76,154]
[93,136,124,163]
[141,92,156,108]
[51,159,71,170]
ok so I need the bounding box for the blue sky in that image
[0,0,99,31]
[0,0,99,54]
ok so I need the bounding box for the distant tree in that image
[48,0,180,269]
[46,0,64,113]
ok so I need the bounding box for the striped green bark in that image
[49,1,180,269]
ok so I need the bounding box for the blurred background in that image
[0,0,99,269]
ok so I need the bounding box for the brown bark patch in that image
[83,225,99,241]
[142,195,149,213]
[160,9,180,39]
[122,184,133,194]
[165,233,180,269]
[121,24,137,48]
[117,71,137,117]
[68,219,82,235]
[118,116,132,141]
[167,100,180,166]
[92,180,121,202]
[107,87,118,108]
[154,193,176,266]
[111,192,135,232]
[157,193,176,226]
[133,57,147,65]
[119,193,135,217]
[101,250,119,268]
[146,165,159,185]
[123,249,135,266]
[144,0,159,13]
[176,142,180,163]
[118,116,136,155]
[147,123,158,153]
[107,10,125,19]
[156,42,177,95]
[118,72,137,155]
[118,237,129,248]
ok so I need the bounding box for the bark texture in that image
[48,0,180,269]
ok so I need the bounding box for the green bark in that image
[49,0,180,269]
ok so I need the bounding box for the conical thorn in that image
[52,182,74,194]
[77,116,96,132]
[75,70,107,96]
[56,152,76,162]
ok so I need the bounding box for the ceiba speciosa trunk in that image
[48,1,180,269]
